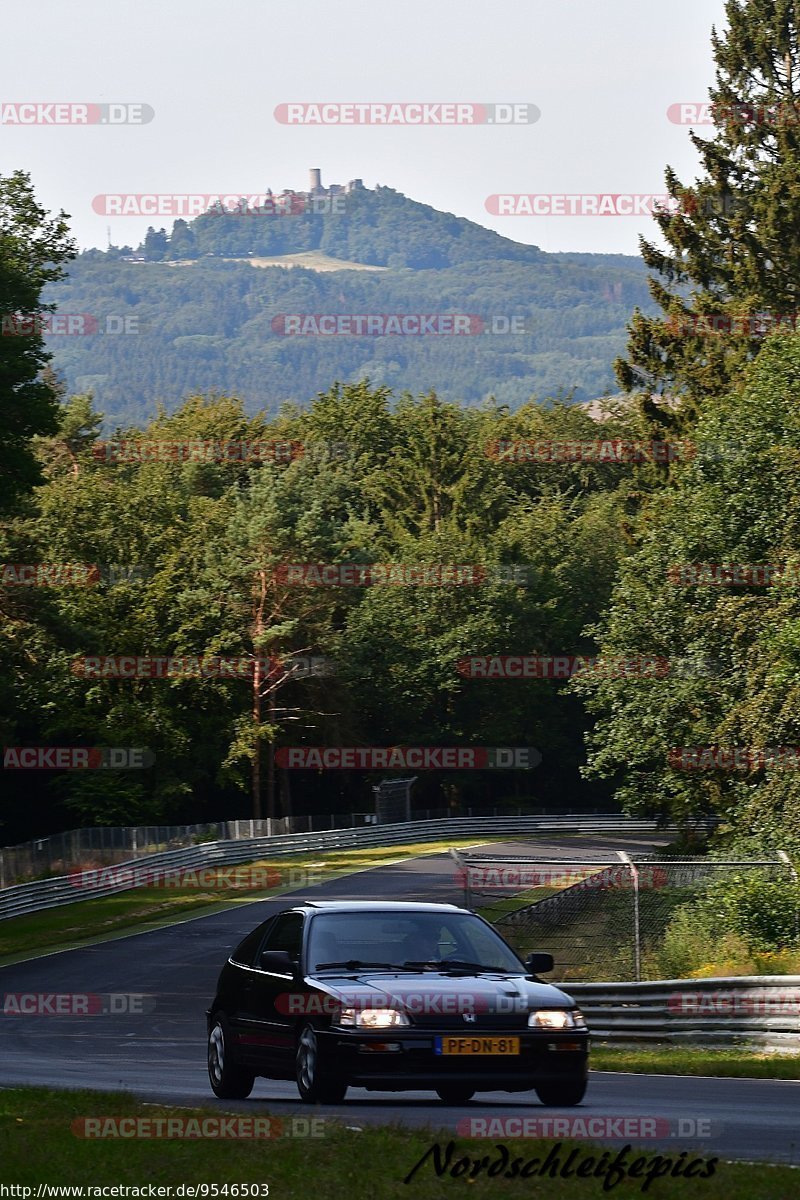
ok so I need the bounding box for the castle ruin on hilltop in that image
[263,169,365,204]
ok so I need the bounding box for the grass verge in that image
[0,1086,794,1196]
[591,1045,800,1078]
[0,838,493,964]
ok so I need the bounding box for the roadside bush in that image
[654,872,800,977]
[655,904,754,978]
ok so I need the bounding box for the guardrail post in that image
[617,850,640,982]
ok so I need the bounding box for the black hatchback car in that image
[207,900,588,1105]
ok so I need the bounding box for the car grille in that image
[409,1011,531,1030]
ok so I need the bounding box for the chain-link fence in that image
[454,850,799,982]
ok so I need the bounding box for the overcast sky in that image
[1,0,728,256]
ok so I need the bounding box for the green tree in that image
[577,335,800,838]
[616,0,800,432]
[143,227,169,261]
[0,171,76,511]
[168,218,197,261]
[37,392,103,478]
[174,455,353,819]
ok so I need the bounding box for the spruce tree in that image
[616,0,800,433]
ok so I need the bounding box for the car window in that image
[261,912,304,961]
[306,912,524,971]
[457,918,518,966]
[230,922,270,967]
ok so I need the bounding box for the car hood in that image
[309,970,575,1013]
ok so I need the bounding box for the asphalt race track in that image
[2,835,798,1166]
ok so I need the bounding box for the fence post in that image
[449,848,470,909]
[778,850,800,944]
[617,850,640,982]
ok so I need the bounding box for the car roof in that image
[285,900,468,915]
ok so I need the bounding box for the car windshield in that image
[306,911,525,974]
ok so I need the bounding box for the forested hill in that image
[46,183,655,428]
[124,184,550,269]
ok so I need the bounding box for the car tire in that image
[295,1023,348,1104]
[208,1016,255,1099]
[534,1077,587,1106]
[435,1085,475,1105]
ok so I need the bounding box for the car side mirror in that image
[259,949,296,974]
[525,952,554,975]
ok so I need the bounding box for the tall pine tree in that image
[617,0,800,433]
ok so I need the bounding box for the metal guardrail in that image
[568,976,800,1051]
[0,815,671,922]
[0,807,622,885]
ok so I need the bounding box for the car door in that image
[226,918,276,1068]
[241,911,306,1078]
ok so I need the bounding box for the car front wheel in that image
[208,1017,255,1099]
[534,1077,586,1106]
[295,1023,348,1104]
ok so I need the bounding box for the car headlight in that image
[528,1008,586,1029]
[338,1007,411,1028]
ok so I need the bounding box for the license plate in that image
[435,1036,520,1056]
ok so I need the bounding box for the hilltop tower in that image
[309,168,323,193]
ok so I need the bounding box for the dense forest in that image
[44,186,654,427]
[0,382,646,840]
